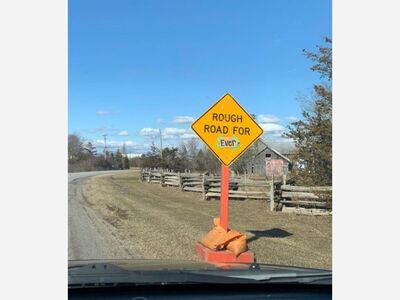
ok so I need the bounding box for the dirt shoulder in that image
[82,170,332,269]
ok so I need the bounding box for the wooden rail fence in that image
[140,168,274,207]
[276,185,332,215]
[140,168,332,215]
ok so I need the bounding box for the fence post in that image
[270,175,275,211]
[178,172,183,191]
[148,170,152,183]
[282,174,287,185]
[202,173,206,200]
[160,170,164,186]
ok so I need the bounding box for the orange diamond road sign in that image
[191,93,264,166]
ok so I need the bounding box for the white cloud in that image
[172,116,195,124]
[139,128,159,137]
[139,127,198,141]
[124,140,137,146]
[162,135,175,140]
[163,128,198,140]
[180,133,198,139]
[256,114,290,141]
[117,130,129,136]
[257,114,280,123]
[164,127,187,135]
[95,110,110,116]
[260,123,285,132]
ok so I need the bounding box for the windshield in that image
[68,0,332,286]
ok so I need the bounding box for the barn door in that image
[265,158,284,177]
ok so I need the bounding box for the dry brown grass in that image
[82,169,332,270]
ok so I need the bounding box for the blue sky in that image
[69,0,331,154]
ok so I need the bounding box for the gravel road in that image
[68,170,141,260]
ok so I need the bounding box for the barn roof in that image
[255,138,292,163]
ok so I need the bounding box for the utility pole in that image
[103,134,108,159]
[159,128,163,159]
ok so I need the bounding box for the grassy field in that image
[82,169,332,270]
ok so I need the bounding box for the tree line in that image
[68,134,130,172]
[131,137,268,175]
[131,139,220,173]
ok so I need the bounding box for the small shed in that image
[245,139,292,177]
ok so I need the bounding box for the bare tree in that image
[68,134,84,161]
[186,138,199,158]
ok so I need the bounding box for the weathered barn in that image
[245,139,292,176]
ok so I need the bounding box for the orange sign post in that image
[191,93,264,232]
[192,93,263,263]
[220,164,230,230]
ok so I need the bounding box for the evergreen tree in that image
[284,37,332,185]
[123,156,130,169]
[149,142,159,155]
[141,142,162,169]
[85,142,97,157]
[115,149,124,170]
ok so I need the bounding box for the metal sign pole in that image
[220,164,230,231]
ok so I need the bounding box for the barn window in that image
[265,153,271,158]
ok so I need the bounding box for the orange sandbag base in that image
[195,242,255,264]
